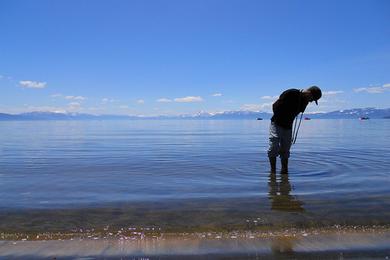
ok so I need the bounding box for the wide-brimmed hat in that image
[308,86,322,105]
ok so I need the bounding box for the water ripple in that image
[0,120,389,209]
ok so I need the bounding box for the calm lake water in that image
[0,119,390,232]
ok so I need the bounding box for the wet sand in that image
[1,227,390,259]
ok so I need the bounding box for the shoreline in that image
[2,224,390,241]
[1,227,390,259]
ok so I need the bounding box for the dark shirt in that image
[271,89,308,129]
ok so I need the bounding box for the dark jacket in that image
[271,89,308,129]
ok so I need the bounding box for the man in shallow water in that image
[268,86,322,174]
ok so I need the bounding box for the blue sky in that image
[1,0,389,115]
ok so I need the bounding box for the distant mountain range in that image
[1,108,390,120]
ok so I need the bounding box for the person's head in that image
[304,86,322,105]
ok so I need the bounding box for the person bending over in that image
[268,86,322,174]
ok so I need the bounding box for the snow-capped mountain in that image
[0,108,389,120]
[310,108,390,119]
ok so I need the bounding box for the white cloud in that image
[9,103,87,114]
[261,95,278,100]
[354,87,383,93]
[19,80,47,89]
[212,93,222,97]
[354,83,390,94]
[101,98,115,104]
[137,99,145,104]
[314,90,345,110]
[157,98,172,103]
[323,90,344,96]
[65,95,86,101]
[86,107,101,111]
[51,93,62,98]
[68,102,81,107]
[354,87,385,94]
[23,105,66,113]
[67,102,81,111]
[241,104,261,111]
[240,102,272,112]
[174,96,203,103]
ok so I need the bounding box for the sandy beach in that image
[1,227,390,259]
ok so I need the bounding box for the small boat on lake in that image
[256,118,263,120]
[359,117,369,120]
[304,117,311,120]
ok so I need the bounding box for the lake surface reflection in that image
[0,119,389,231]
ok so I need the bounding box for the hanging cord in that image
[292,112,304,145]
[291,90,305,145]
[292,112,299,141]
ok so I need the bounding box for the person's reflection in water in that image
[271,236,296,257]
[268,172,305,212]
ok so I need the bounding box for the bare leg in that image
[281,158,288,174]
[269,157,276,173]
[268,122,280,173]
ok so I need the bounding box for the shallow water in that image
[0,119,389,232]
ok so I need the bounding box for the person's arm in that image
[273,90,290,114]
